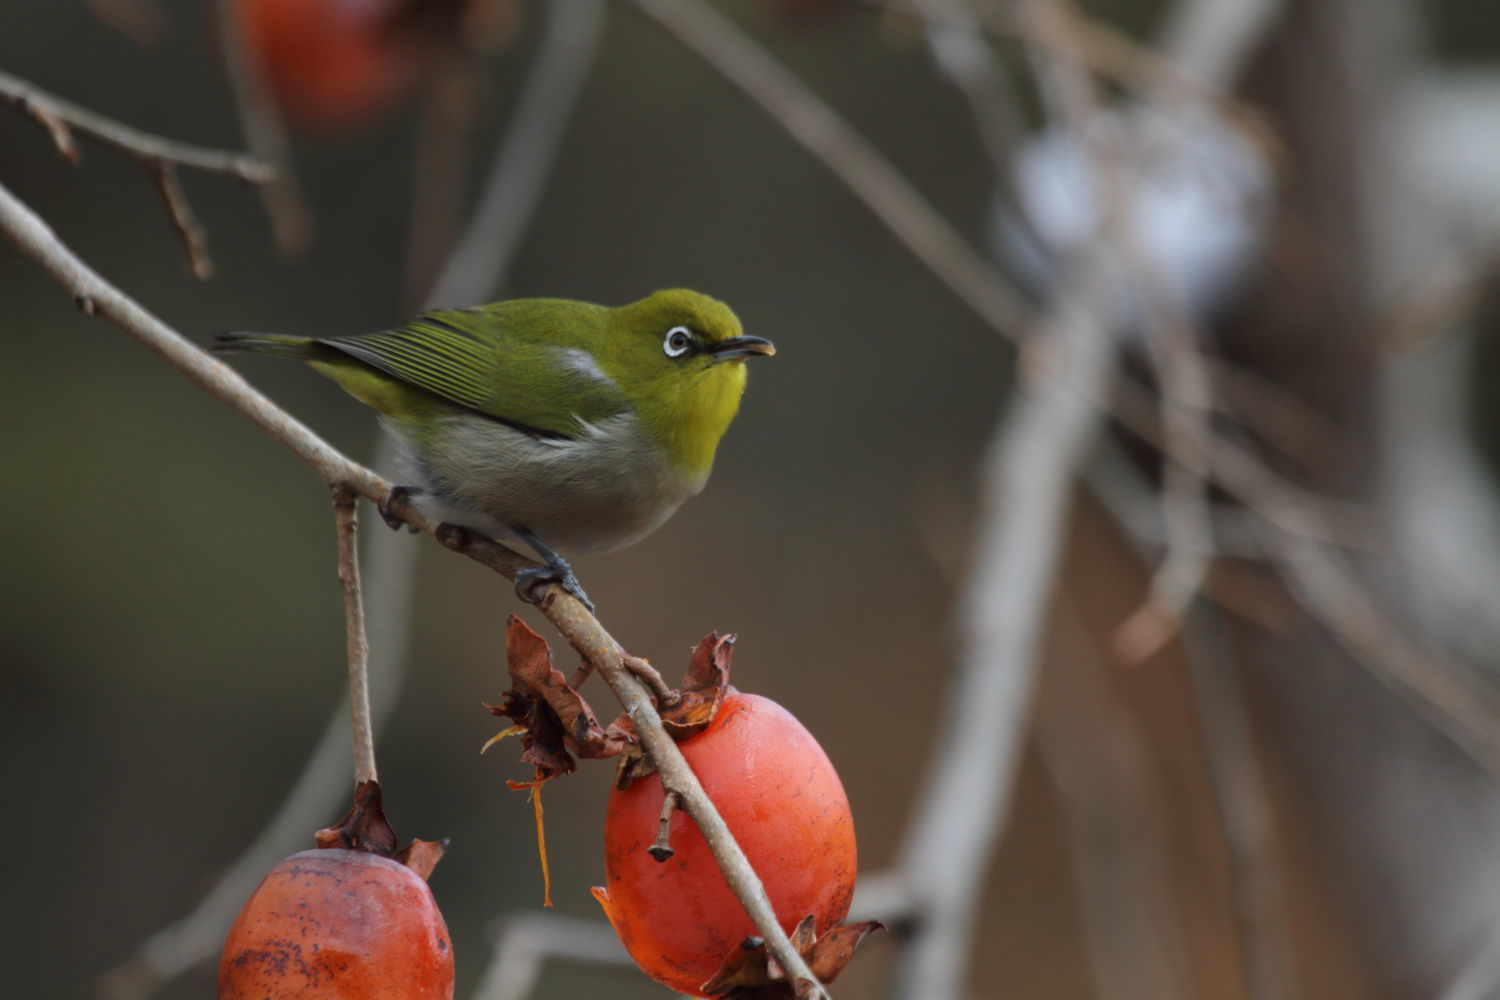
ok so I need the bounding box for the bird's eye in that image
[663,326,693,358]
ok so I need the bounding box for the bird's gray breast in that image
[389,410,704,555]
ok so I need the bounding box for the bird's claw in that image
[514,563,594,613]
[510,526,595,612]
[379,484,422,533]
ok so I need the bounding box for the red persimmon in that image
[234,0,425,130]
[218,848,453,999]
[595,692,857,996]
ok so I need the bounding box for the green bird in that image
[215,289,775,610]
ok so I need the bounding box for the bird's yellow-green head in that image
[597,289,774,476]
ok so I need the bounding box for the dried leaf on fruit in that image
[611,632,739,788]
[487,616,634,784]
[659,632,736,738]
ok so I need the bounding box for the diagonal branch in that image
[0,70,273,179]
[629,0,1030,335]
[0,176,827,1000]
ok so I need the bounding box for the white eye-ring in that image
[663,326,693,357]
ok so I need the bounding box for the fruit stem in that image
[332,489,378,785]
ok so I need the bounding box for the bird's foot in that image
[379,484,423,533]
[435,522,472,552]
[514,560,594,613]
[511,525,594,612]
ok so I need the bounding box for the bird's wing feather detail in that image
[319,308,627,438]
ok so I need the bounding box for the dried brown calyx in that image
[702,915,886,998]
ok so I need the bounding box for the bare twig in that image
[912,0,1028,178]
[1110,250,1218,662]
[0,68,272,276]
[332,492,378,786]
[0,176,824,999]
[856,0,1256,123]
[889,260,1122,1000]
[1088,434,1298,999]
[629,0,1030,335]
[148,162,213,279]
[1254,510,1500,778]
[1102,352,1500,776]
[1016,0,1235,667]
[1207,356,1347,472]
[213,0,314,255]
[0,70,272,180]
[837,0,1281,994]
[650,790,682,863]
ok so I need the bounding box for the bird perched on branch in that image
[216,289,775,610]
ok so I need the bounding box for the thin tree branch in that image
[147,161,213,279]
[912,0,1028,179]
[888,258,1122,1000]
[0,177,825,999]
[0,69,273,180]
[0,68,272,277]
[629,0,1030,335]
[1253,509,1500,778]
[332,491,378,786]
[1017,0,1236,668]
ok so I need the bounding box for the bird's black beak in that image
[705,336,776,361]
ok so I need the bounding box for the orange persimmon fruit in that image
[594,692,857,996]
[218,848,453,999]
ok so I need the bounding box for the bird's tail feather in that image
[212,332,318,360]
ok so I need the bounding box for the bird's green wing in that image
[319,308,627,438]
